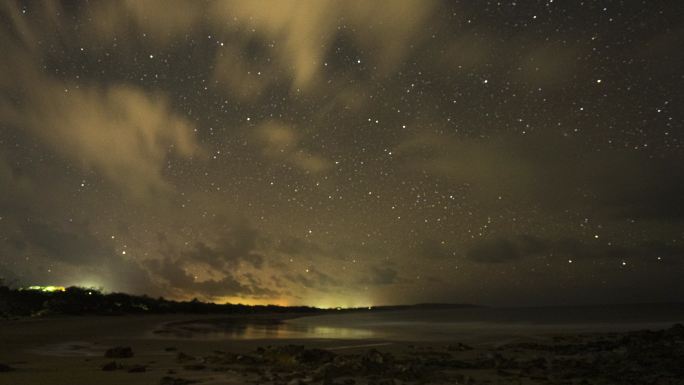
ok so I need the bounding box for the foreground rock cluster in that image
[154,345,467,385]
[493,323,684,385]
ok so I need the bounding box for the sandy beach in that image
[2,309,683,385]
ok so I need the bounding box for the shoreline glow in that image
[23,286,66,293]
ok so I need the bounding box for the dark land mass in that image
[0,285,477,318]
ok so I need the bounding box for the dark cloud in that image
[2,219,155,293]
[183,238,264,271]
[17,221,113,265]
[590,160,684,220]
[285,268,340,291]
[0,153,35,217]
[145,219,281,299]
[361,266,398,286]
[0,266,19,287]
[466,238,526,264]
[105,257,157,295]
[396,132,684,221]
[466,236,684,265]
[547,239,684,264]
[176,217,265,270]
[146,257,277,300]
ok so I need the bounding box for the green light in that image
[24,285,66,292]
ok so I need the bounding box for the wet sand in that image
[0,314,384,385]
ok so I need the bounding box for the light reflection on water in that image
[153,319,375,340]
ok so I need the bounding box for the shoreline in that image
[1,313,683,384]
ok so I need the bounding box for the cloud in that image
[0,152,34,216]
[64,0,438,94]
[146,257,272,299]
[145,219,282,299]
[0,80,201,198]
[362,266,398,286]
[394,133,535,200]
[105,256,158,295]
[0,263,20,287]
[181,220,265,271]
[3,218,155,293]
[0,13,202,199]
[88,0,204,44]
[254,121,331,173]
[285,268,339,291]
[17,221,113,265]
[212,45,273,101]
[197,276,280,299]
[212,0,438,90]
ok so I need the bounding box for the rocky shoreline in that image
[78,324,684,385]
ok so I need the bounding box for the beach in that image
[1,306,684,385]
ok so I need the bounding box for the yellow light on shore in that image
[24,285,66,292]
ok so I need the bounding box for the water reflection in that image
[152,318,375,340]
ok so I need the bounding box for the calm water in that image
[153,303,684,342]
[153,317,375,340]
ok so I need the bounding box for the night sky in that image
[1,1,683,307]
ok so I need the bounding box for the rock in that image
[369,379,396,385]
[105,346,134,358]
[394,362,427,380]
[364,349,385,364]
[0,363,15,372]
[361,349,393,373]
[164,347,177,352]
[101,361,122,371]
[159,376,199,385]
[447,342,473,351]
[204,352,236,365]
[312,362,340,381]
[235,354,260,365]
[258,344,336,367]
[667,323,684,338]
[176,352,195,362]
[128,365,147,373]
[517,357,548,373]
[298,348,336,365]
[183,364,206,371]
[282,371,305,382]
[474,352,512,369]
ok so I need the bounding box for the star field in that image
[0,1,682,307]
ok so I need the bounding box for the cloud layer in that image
[1,1,682,306]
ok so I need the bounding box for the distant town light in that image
[23,285,66,292]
